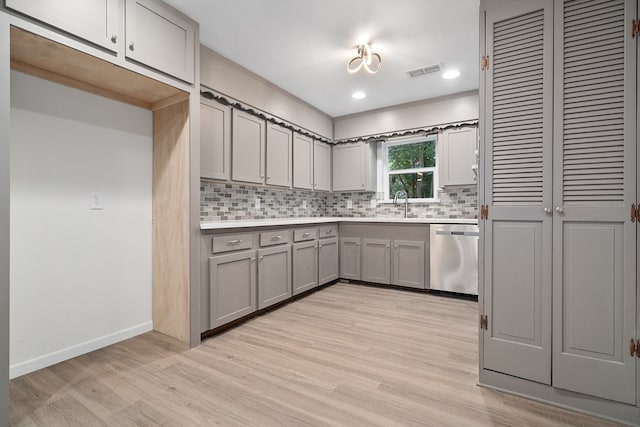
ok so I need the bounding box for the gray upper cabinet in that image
[481,0,553,386]
[265,123,292,188]
[318,237,338,285]
[339,237,361,280]
[6,0,196,83]
[313,141,332,191]
[361,238,391,284]
[257,245,291,309]
[292,240,318,295]
[440,127,477,187]
[392,240,424,289]
[200,99,231,180]
[232,109,266,184]
[124,0,196,83]
[5,0,119,52]
[332,143,376,192]
[293,133,313,190]
[208,250,256,329]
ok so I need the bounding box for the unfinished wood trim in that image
[151,92,190,111]
[152,100,190,344]
[11,60,153,110]
[10,26,186,111]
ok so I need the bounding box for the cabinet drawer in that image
[318,224,338,239]
[259,230,290,247]
[212,233,254,253]
[294,228,317,242]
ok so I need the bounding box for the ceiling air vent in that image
[406,63,441,78]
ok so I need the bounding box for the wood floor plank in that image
[10,282,623,426]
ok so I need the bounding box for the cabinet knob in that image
[260,175,264,178]
[267,176,271,179]
[110,35,118,44]
[543,207,552,214]
[129,42,135,51]
[555,206,564,214]
[259,256,264,260]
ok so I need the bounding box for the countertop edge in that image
[200,217,478,230]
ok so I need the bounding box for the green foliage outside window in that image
[387,140,436,199]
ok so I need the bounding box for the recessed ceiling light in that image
[352,91,366,99]
[442,70,460,79]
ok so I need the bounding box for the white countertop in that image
[200,217,477,230]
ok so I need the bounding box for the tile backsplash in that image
[201,181,477,222]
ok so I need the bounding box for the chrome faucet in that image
[393,190,409,218]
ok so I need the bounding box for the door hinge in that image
[631,338,638,357]
[480,314,488,330]
[481,55,490,71]
[632,19,640,38]
[479,205,489,220]
[632,203,637,223]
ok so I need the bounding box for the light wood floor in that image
[10,282,623,426]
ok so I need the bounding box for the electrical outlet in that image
[370,199,377,208]
[347,200,353,209]
[302,200,307,210]
[255,198,261,209]
[89,192,103,210]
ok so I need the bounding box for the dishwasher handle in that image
[435,230,480,237]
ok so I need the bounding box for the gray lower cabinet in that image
[392,240,425,289]
[340,237,361,280]
[292,240,318,295]
[361,238,391,284]
[318,237,338,285]
[209,250,257,329]
[257,245,291,309]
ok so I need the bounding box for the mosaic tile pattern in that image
[201,181,477,222]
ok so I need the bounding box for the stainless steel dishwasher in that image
[430,224,479,295]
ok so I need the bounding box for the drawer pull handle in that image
[271,235,282,241]
[228,239,242,245]
[302,232,311,237]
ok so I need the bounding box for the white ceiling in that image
[164,0,480,118]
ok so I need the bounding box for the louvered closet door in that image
[552,0,636,404]
[482,0,553,385]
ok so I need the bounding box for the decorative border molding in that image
[333,121,479,145]
[200,87,333,144]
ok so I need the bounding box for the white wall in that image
[9,71,153,378]
[201,46,334,139]
[334,91,479,140]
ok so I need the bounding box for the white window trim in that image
[379,134,439,203]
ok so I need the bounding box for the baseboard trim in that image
[10,321,153,379]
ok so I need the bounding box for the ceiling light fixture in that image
[352,91,366,99]
[347,42,382,74]
[442,70,460,79]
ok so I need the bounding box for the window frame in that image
[381,134,439,203]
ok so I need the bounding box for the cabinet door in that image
[313,141,332,191]
[362,238,391,285]
[318,237,339,285]
[266,123,292,187]
[333,144,364,191]
[292,240,318,295]
[339,237,361,280]
[293,133,313,189]
[232,110,266,184]
[200,100,231,180]
[441,127,477,186]
[552,0,636,404]
[258,245,291,309]
[125,0,195,83]
[209,251,256,329]
[482,0,553,385]
[6,0,119,52]
[392,240,425,289]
